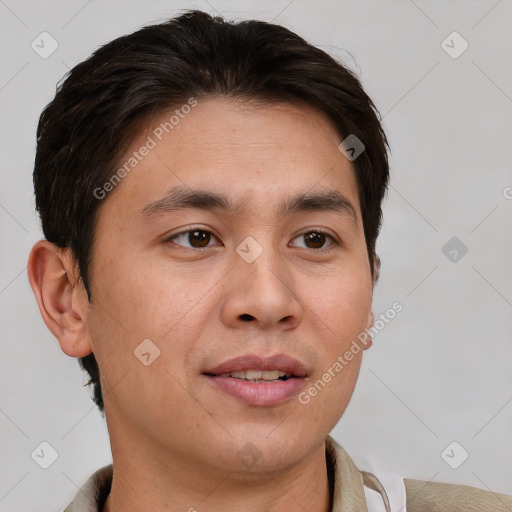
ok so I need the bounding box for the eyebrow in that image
[138,185,358,226]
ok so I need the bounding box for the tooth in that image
[215,370,291,380]
[260,370,282,380]
[244,370,263,380]
[226,371,257,379]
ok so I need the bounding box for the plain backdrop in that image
[1,0,511,510]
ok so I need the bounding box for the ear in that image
[27,240,93,357]
[363,310,374,350]
[372,254,381,287]
[363,253,382,350]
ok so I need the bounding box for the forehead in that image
[149,97,344,165]
[101,97,361,219]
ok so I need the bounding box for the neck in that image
[102,438,332,512]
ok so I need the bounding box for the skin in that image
[28,97,377,512]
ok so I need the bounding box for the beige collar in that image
[325,435,369,511]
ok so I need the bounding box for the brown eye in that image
[304,232,326,249]
[168,229,217,248]
[291,231,335,250]
[188,230,211,247]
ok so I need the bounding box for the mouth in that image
[203,354,309,406]
[205,369,297,383]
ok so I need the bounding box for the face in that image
[83,97,374,475]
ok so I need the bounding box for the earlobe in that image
[364,254,381,350]
[372,254,381,286]
[27,240,93,358]
[363,310,374,350]
[367,311,374,329]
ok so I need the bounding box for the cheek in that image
[87,254,218,385]
[301,270,371,407]
[320,355,362,429]
[308,271,372,338]
[92,253,205,336]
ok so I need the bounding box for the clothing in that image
[64,435,512,511]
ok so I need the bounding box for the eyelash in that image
[164,226,339,251]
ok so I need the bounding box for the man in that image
[27,9,512,512]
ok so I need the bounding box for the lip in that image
[203,354,309,406]
[205,376,307,406]
[204,354,308,377]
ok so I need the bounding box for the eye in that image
[291,230,337,250]
[166,228,220,249]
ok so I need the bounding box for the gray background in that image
[1,0,511,510]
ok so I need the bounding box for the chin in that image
[221,428,321,473]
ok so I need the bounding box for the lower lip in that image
[205,376,306,406]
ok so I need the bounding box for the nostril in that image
[240,314,254,321]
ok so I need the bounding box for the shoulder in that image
[63,464,113,512]
[404,478,512,512]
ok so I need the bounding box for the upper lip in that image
[204,354,308,377]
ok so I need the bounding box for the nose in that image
[220,249,303,331]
